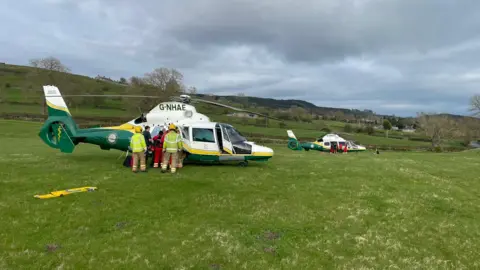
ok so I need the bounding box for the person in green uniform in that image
[161,123,183,173]
[130,126,147,173]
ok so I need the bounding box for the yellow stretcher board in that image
[34,186,97,199]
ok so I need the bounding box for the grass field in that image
[1,120,480,269]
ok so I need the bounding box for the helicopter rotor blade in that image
[190,98,283,121]
[44,93,283,121]
[47,94,164,98]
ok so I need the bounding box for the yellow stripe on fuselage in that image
[99,123,135,133]
[183,144,273,157]
[183,144,220,155]
[251,152,273,157]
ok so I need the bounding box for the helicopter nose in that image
[252,144,274,157]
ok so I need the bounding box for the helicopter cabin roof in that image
[321,133,346,142]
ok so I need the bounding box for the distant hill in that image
[194,93,379,119]
[0,63,476,124]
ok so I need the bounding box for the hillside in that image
[0,63,474,122]
[0,63,399,121]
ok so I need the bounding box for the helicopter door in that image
[218,124,234,155]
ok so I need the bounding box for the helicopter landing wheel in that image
[238,161,248,167]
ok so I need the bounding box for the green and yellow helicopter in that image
[39,85,280,166]
[286,130,367,152]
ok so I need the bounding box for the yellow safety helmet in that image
[134,126,143,133]
[168,123,176,130]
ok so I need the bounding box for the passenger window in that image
[324,142,330,146]
[192,128,215,143]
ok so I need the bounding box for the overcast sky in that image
[1,0,479,116]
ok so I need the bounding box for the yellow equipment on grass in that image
[34,186,97,199]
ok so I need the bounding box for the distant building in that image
[227,112,258,119]
[402,127,416,133]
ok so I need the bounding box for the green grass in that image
[1,120,480,269]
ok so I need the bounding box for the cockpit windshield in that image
[347,141,358,148]
[223,124,247,143]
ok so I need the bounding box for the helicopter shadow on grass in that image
[181,160,265,168]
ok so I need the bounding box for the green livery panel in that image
[51,123,75,153]
[39,113,134,153]
[287,138,324,151]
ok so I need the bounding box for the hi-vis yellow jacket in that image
[130,133,147,152]
[163,131,183,153]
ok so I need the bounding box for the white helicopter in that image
[39,86,276,167]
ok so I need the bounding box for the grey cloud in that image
[1,0,480,116]
[164,0,480,63]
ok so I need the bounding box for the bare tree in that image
[187,86,197,94]
[470,95,480,117]
[416,112,458,147]
[125,68,185,113]
[143,68,184,91]
[29,56,70,73]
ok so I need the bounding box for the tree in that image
[29,56,70,73]
[364,125,375,135]
[119,77,127,84]
[416,112,458,148]
[470,95,480,117]
[187,86,198,94]
[456,117,480,146]
[124,68,185,113]
[344,123,353,133]
[383,119,392,138]
[334,111,345,121]
[143,68,184,92]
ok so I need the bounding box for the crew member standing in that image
[161,124,183,173]
[151,127,165,168]
[160,125,172,167]
[176,126,186,168]
[130,126,147,173]
[143,126,152,165]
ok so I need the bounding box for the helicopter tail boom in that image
[286,130,303,151]
[38,86,78,153]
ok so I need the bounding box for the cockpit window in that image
[181,127,190,141]
[222,124,246,143]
